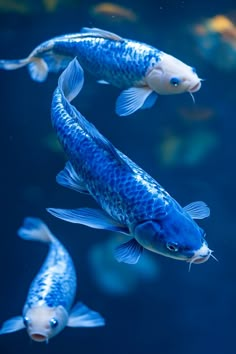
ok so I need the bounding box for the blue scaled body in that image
[0,217,104,342]
[24,221,76,311]
[52,31,159,88]
[48,59,212,266]
[0,27,202,116]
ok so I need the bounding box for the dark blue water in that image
[0,1,236,353]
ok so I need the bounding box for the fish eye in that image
[50,318,58,329]
[170,77,180,87]
[192,66,196,73]
[166,242,178,252]
[23,316,30,327]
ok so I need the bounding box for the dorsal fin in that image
[80,27,123,41]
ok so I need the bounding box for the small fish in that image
[89,3,139,23]
[47,58,213,266]
[0,27,201,116]
[0,217,104,342]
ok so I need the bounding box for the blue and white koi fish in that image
[0,218,104,342]
[47,58,213,266]
[0,27,202,116]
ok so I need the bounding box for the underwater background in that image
[0,0,236,353]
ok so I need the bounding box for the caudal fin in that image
[0,56,49,82]
[17,217,54,243]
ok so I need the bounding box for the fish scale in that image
[53,37,160,88]
[25,237,76,310]
[52,85,173,227]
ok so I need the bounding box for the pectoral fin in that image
[67,302,105,327]
[183,201,210,219]
[114,238,143,264]
[47,207,130,234]
[0,316,25,335]
[56,161,89,194]
[140,91,158,109]
[116,87,154,116]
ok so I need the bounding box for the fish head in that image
[133,213,211,264]
[23,305,68,342]
[146,53,201,95]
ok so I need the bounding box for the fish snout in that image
[189,80,201,93]
[187,243,212,265]
[190,252,211,264]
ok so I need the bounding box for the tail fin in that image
[0,57,49,82]
[0,58,29,70]
[58,57,84,102]
[17,217,54,243]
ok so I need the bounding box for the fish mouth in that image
[188,253,211,264]
[189,81,201,93]
[187,243,212,265]
[31,333,48,342]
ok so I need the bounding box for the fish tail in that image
[58,57,84,102]
[17,217,54,243]
[0,58,29,70]
[0,39,72,82]
[0,55,50,82]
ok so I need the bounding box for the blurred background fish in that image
[155,104,219,167]
[156,128,219,167]
[89,2,139,23]
[192,14,236,71]
[0,0,76,13]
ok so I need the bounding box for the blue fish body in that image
[53,35,160,88]
[24,223,76,311]
[48,59,212,266]
[0,27,202,116]
[0,217,104,342]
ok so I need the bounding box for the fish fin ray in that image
[67,302,105,327]
[116,87,154,116]
[56,161,89,194]
[47,207,129,233]
[18,217,54,243]
[114,239,143,264]
[58,57,84,102]
[0,316,25,335]
[80,27,122,41]
[184,201,210,219]
[27,58,49,82]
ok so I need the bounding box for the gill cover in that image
[134,220,161,248]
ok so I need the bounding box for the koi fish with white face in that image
[46,58,213,266]
[0,27,202,116]
[0,217,104,342]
